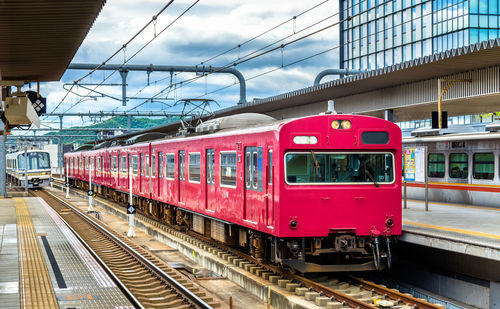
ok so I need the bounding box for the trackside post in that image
[127,157,136,237]
[65,161,70,199]
[87,158,94,212]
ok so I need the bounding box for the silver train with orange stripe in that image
[403,124,500,208]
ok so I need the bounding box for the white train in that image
[6,150,52,188]
[403,124,500,208]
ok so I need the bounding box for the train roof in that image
[6,149,50,158]
[403,126,500,143]
[67,113,398,154]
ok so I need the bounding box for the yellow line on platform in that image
[403,220,500,240]
[15,198,59,308]
[405,199,500,212]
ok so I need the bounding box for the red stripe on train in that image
[406,182,500,193]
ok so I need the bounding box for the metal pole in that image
[0,121,7,197]
[424,146,429,211]
[87,158,94,212]
[403,180,407,209]
[24,147,28,193]
[127,157,136,237]
[119,70,129,106]
[437,79,442,129]
[65,160,70,199]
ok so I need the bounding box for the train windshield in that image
[285,152,394,185]
[17,152,51,170]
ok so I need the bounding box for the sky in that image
[34,0,341,129]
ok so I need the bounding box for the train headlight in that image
[331,120,340,129]
[293,136,318,145]
[341,120,352,129]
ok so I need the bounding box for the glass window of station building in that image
[340,0,500,70]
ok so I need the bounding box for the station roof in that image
[0,0,106,81]
[105,38,500,142]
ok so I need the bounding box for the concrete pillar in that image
[127,115,132,131]
[385,109,394,122]
[491,281,500,308]
[58,141,63,177]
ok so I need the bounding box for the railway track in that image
[31,188,218,309]
[49,180,445,309]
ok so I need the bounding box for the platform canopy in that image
[0,0,107,81]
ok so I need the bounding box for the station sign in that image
[404,147,426,183]
[127,205,136,215]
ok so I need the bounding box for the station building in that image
[339,0,500,70]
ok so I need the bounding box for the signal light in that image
[341,120,352,129]
[331,120,352,130]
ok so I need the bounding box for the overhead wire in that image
[50,0,176,114]
[119,0,333,112]
[140,0,461,109]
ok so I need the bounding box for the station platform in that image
[401,199,500,262]
[0,196,133,309]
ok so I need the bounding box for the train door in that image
[140,153,145,194]
[205,149,216,212]
[157,152,163,198]
[244,147,264,223]
[178,150,185,205]
[266,149,274,227]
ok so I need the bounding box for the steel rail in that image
[37,189,213,309]
[351,276,444,309]
[28,189,144,309]
[56,179,445,309]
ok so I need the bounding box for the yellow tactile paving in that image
[403,220,500,240]
[15,198,59,309]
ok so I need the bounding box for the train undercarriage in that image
[71,178,393,273]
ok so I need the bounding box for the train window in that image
[252,152,258,189]
[361,131,389,144]
[220,152,237,187]
[158,152,163,178]
[152,155,156,177]
[121,156,127,173]
[449,153,468,179]
[140,154,144,176]
[189,153,201,182]
[85,157,89,169]
[97,157,100,171]
[112,156,118,173]
[146,155,150,177]
[17,152,51,170]
[206,149,215,185]
[473,153,494,180]
[179,151,185,181]
[268,150,273,185]
[245,152,251,188]
[285,152,394,184]
[166,154,175,179]
[428,153,445,178]
[133,155,138,175]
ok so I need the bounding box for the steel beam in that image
[68,63,247,104]
[43,111,181,117]
[313,69,365,85]
[11,128,138,132]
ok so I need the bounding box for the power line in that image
[121,0,336,111]
[61,0,200,115]
[142,0,461,107]
[50,0,177,114]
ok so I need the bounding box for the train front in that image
[276,114,401,272]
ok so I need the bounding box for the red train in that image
[65,113,402,272]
